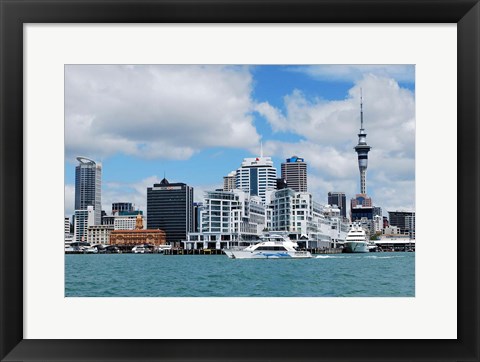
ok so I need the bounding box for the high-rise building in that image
[354,91,371,195]
[236,156,277,204]
[328,192,347,218]
[281,155,307,192]
[184,190,266,250]
[147,178,194,245]
[223,171,236,191]
[75,156,102,225]
[73,205,94,242]
[388,210,415,237]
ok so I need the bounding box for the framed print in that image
[1,0,479,361]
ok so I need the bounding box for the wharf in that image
[164,248,224,255]
[163,248,343,256]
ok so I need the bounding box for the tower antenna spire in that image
[360,88,364,130]
[260,140,263,158]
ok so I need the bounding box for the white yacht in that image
[344,223,369,253]
[223,232,312,259]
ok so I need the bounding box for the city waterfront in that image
[65,252,414,297]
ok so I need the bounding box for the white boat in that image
[132,245,147,254]
[223,232,312,259]
[344,223,369,253]
[156,245,172,253]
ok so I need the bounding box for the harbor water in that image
[65,252,414,297]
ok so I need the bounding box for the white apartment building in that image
[236,156,277,204]
[269,188,349,249]
[87,225,114,245]
[184,190,266,250]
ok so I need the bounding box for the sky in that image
[64,64,415,218]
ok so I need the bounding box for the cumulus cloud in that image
[290,64,415,83]
[65,65,260,161]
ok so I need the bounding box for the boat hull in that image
[344,242,369,253]
[223,249,312,259]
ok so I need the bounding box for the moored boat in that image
[344,223,369,253]
[223,232,312,259]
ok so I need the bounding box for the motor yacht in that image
[223,232,312,259]
[344,223,369,253]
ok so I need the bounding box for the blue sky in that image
[65,65,415,217]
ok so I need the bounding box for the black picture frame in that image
[1,1,479,361]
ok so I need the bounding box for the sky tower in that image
[354,90,371,194]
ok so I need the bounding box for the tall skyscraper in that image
[75,156,102,225]
[328,192,346,218]
[281,155,307,192]
[147,178,194,245]
[354,90,371,195]
[236,156,277,204]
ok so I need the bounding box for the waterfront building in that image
[223,171,236,191]
[73,205,94,242]
[110,214,166,247]
[351,206,374,221]
[354,90,371,195]
[388,210,416,237]
[65,216,73,245]
[406,214,416,239]
[281,155,307,192]
[184,190,266,250]
[383,225,401,235]
[64,217,71,236]
[236,156,277,204]
[114,214,146,230]
[112,202,133,214]
[193,202,204,232]
[147,178,194,244]
[328,192,347,218]
[373,214,383,233]
[373,206,382,217]
[75,156,102,225]
[270,188,348,248]
[87,225,114,245]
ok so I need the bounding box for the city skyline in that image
[64,65,415,217]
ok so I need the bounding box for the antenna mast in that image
[360,88,364,130]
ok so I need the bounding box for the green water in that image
[65,252,415,297]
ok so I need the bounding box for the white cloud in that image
[291,64,415,83]
[65,65,260,161]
